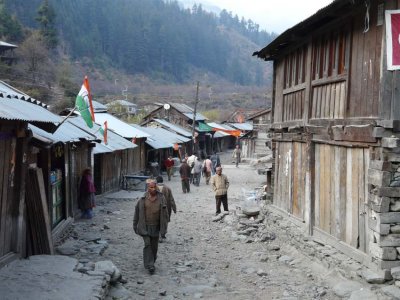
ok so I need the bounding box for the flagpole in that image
[53,106,77,132]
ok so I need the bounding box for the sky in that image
[195,0,334,33]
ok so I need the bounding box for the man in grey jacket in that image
[211,166,230,215]
[133,181,169,274]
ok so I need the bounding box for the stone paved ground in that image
[60,152,397,299]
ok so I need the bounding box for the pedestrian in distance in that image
[155,175,176,242]
[202,156,212,185]
[192,157,203,186]
[232,145,241,168]
[210,152,221,175]
[211,166,230,215]
[187,154,196,184]
[133,180,169,275]
[78,168,96,219]
[179,159,191,193]
[164,156,174,181]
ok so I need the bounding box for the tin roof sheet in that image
[153,118,192,137]
[228,122,253,131]
[68,117,137,152]
[134,125,190,149]
[94,113,150,138]
[29,120,97,143]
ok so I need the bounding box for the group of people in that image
[78,147,238,275]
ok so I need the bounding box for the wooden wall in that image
[0,123,17,258]
[348,1,382,119]
[314,144,370,253]
[274,141,307,220]
[310,82,346,119]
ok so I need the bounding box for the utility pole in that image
[192,81,199,154]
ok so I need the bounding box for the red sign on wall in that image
[386,10,400,70]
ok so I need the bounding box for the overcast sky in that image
[199,0,334,33]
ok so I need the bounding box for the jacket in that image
[157,184,176,221]
[133,191,169,236]
[211,173,229,196]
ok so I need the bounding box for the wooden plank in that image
[351,149,360,248]
[320,144,327,232]
[339,146,347,241]
[320,85,326,119]
[339,81,346,118]
[273,143,280,208]
[0,139,6,256]
[303,44,313,123]
[349,14,363,118]
[372,4,383,117]
[314,144,320,228]
[1,138,11,254]
[358,148,366,252]
[316,86,321,119]
[345,148,353,245]
[334,146,341,239]
[5,138,16,254]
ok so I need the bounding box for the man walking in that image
[202,156,212,185]
[179,159,191,193]
[232,145,241,168]
[210,152,220,175]
[211,166,230,215]
[156,176,176,241]
[164,156,174,181]
[133,181,169,274]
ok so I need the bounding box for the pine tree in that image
[35,0,58,49]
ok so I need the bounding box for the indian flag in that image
[75,76,95,128]
[99,121,108,145]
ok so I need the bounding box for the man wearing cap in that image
[210,166,230,215]
[133,180,169,274]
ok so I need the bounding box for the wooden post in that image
[192,81,199,154]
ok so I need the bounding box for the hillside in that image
[2,0,274,116]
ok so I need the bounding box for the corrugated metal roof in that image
[92,100,108,112]
[0,95,61,124]
[170,103,207,120]
[29,120,97,143]
[0,81,28,97]
[0,41,17,48]
[207,122,236,131]
[68,117,137,152]
[135,125,190,149]
[228,122,253,131]
[214,131,230,138]
[94,113,150,138]
[153,118,192,137]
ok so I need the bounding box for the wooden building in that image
[254,0,400,273]
[245,108,272,158]
[0,91,61,267]
[142,103,208,156]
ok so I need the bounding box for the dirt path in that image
[67,152,386,299]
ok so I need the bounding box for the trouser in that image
[205,171,211,184]
[193,173,201,186]
[142,235,159,269]
[235,156,240,167]
[166,167,173,181]
[181,179,190,193]
[215,194,228,214]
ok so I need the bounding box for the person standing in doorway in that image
[164,156,174,181]
[155,176,176,242]
[133,180,169,274]
[78,168,96,219]
[211,166,230,215]
[232,145,242,168]
[179,159,191,193]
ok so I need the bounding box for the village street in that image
[59,152,393,300]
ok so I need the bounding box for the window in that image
[312,29,349,81]
[283,45,307,89]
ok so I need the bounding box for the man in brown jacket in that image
[156,176,176,241]
[211,166,230,215]
[133,181,169,274]
[179,159,191,193]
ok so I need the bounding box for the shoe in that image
[148,266,155,274]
